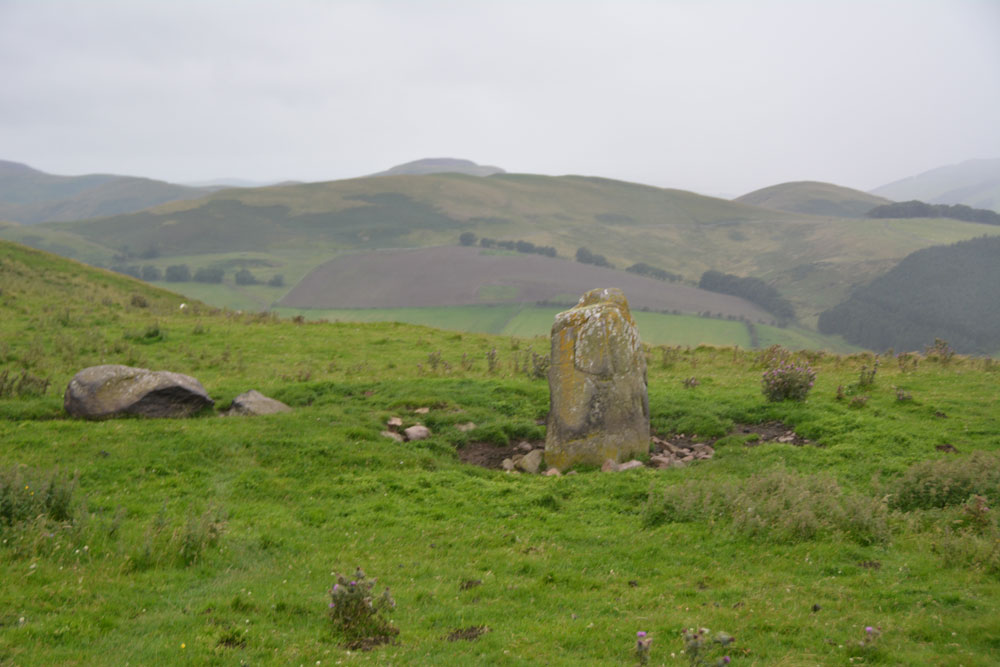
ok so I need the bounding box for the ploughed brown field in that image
[278,245,773,320]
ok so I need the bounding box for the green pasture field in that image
[2,240,1000,664]
[272,304,859,352]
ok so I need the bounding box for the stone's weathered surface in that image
[381,430,405,443]
[516,449,544,474]
[601,459,620,472]
[404,425,431,441]
[545,288,650,470]
[64,364,213,419]
[225,390,291,416]
[387,416,404,429]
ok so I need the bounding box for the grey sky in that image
[2,0,998,196]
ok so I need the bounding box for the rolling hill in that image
[36,172,1000,325]
[734,181,891,218]
[871,158,1000,212]
[0,159,212,224]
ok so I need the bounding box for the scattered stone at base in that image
[456,422,477,432]
[387,416,403,429]
[516,449,544,474]
[617,460,645,471]
[381,430,404,443]
[501,458,516,472]
[404,425,431,441]
[516,441,534,453]
[414,407,430,414]
[543,468,562,477]
[601,459,620,472]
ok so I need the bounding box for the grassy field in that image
[2,240,999,665]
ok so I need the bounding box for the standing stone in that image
[64,364,213,419]
[545,288,649,470]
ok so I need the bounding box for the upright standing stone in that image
[545,288,649,470]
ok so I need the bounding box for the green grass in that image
[3,240,1000,664]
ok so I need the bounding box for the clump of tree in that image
[477,237,557,257]
[818,235,1000,354]
[234,268,259,285]
[699,270,795,324]
[194,267,225,284]
[867,201,1000,225]
[459,231,477,246]
[268,274,285,287]
[110,264,141,279]
[625,262,681,282]
[575,246,613,268]
[141,265,162,282]
[165,264,191,282]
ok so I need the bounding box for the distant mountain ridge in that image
[871,158,1000,212]
[0,159,211,224]
[735,181,891,218]
[367,158,505,178]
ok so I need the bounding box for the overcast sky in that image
[2,0,998,196]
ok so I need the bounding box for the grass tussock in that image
[887,451,1000,511]
[643,468,891,546]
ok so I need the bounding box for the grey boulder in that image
[225,390,291,416]
[64,364,213,419]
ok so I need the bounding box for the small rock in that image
[565,470,578,476]
[650,455,674,469]
[543,468,561,477]
[691,443,713,455]
[681,455,694,462]
[501,458,516,471]
[414,407,430,414]
[381,430,404,443]
[404,425,431,441]
[225,390,291,416]
[601,459,620,472]
[455,422,477,432]
[617,460,645,471]
[516,449,544,474]
[516,441,534,453]
[777,435,795,443]
[387,416,404,429]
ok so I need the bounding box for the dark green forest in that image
[817,235,1000,354]
[867,200,1000,225]
[698,270,796,323]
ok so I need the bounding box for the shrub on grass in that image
[0,466,78,526]
[761,363,815,402]
[329,567,398,650]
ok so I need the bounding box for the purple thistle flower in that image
[329,602,335,608]
[350,581,357,586]
[865,626,874,634]
[722,657,731,664]
[637,631,646,638]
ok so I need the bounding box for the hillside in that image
[734,181,891,218]
[817,235,1000,354]
[367,157,505,177]
[0,158,211,224]
[871,158,1000,212]
[3,239,1000,664]
[36,172,1000,324]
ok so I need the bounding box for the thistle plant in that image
[635,630,652,665]
[682,627,734,666]
[761,362,815,402]
[328,567,398,649]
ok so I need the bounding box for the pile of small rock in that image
[382,416,431,442]
[647,436,715,468]
[501,442,554,475]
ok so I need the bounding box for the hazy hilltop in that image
[367,157,506,177]
[871,158,1000,212]
[0,159,211,224]
[735,181,891,218]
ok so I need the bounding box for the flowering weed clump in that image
[761,363,815,402]
[328,567,398,650]
[635,630,652,664]
[682,627,734,666]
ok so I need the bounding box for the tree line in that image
[867,201,1000,225]
[459,232,557,257]
[817,235,1000,354]
[698,270,796,324]
[110,263,284,287]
